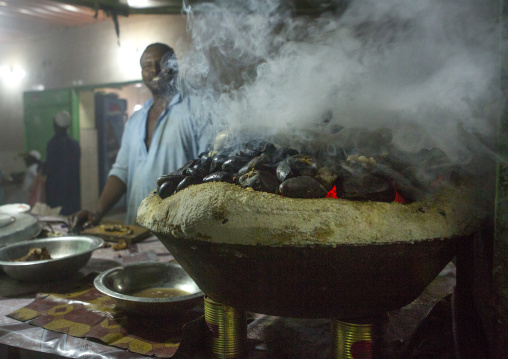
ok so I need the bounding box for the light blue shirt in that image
[109,94,211,224]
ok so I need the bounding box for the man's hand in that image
[69,210,102,232]
[69,175,126,232]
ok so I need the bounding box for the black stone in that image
[172,159,199,176]
[286,154,318,177]
[279,176,328,198]
[239,170,280,193]
[245,140,277,156]
[176,176,202,193]
[222,156,251,173]
[271,147,299,163]
[158,179,181,199]
[238,154,270,176]
[315,167,339,192]
[342,174,395,202]
[185,165,207,180]
[203,171,235,183]
[210,154,229,173]
[276,160,294,183]
[156,174,186,192]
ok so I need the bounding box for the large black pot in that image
[151,232,461,318]
[138,182,481,319]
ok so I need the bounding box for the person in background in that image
[21,150,43,207]
[75,43,211,226]
[45,110,81,215]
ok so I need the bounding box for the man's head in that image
[140,43,177,95]
[23,150,41,167]
[53,110,71,134]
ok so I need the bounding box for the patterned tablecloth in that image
[0,217,181,358]
[6,283,205,358]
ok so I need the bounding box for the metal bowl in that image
[0,236,104,282]
[94,261,204,317]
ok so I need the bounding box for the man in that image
[45,110,81,215]
[21,150,43,206]
[77,43,210,226]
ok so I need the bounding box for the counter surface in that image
[0,217,457,359]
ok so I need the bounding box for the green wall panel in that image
[23,89,71,109]
[23,89,79,161]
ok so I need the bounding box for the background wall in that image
[0,14,189,174]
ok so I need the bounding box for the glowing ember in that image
[326,185,338,199]
[394,191,405,204]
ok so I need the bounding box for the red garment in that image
[27,166,46,207]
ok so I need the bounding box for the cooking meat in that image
[11,247,52,262]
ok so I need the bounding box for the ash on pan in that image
[157,127,461,203]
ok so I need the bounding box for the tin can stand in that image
[204,296,247,359]
[331,318,382,359]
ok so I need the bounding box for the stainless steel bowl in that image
[0,236,104,282]
[94,261,204,317]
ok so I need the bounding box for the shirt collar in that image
[142,93,182,112]
[169,93,182,107]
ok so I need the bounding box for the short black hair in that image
[145,43,174,57]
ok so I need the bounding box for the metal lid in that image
[0,213,15,229]
[0,213,41,247]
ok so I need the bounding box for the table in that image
[0,218,458,358]
[0,219,174,359]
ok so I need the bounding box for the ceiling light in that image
[19,8,34,15]
[0,66,27,84]
[0,66,9,77]
[46,6,63,13]
[34,8,51,15]
[127,0,150,8]
[0,2,7,7]
[61,4,80,12]
[14,68,26,78]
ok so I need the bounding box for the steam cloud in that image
[173,0,501,173]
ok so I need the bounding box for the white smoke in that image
[175,0,501,169]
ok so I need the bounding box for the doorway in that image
[77,81,152,214]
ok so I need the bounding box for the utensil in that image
[94,261,203,317]
[0,236,104,282]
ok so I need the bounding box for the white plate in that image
[0,203,31,214]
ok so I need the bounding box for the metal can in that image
[204,296,247,359]
[331,319,373,359]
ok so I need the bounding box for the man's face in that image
[140,46,168,93]
[160,52,178,87]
